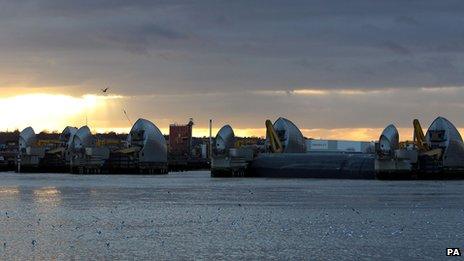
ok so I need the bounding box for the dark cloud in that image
[1,0,464,94]
[120,87,464,130]
[394,16,420,26]
[94,23,189,54]
[381,41,412,55]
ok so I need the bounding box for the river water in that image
[0,171,462,260]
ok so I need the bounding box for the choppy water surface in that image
[0,171,463,260]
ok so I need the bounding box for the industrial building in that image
[168,119,209,170]
[168,120,193,169]
[306,139,374,153]
[169,120,193,158]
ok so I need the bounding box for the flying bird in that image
[101,87,109,93]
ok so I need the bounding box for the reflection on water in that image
[0,186,19,197]
[0,172,462,260]
[33,187,61,205]
[90,188,99,197]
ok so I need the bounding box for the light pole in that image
[209,119,212,160]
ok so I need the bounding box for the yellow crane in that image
[265,119,283,153]
[413,119,442,158]
[413,119,429,151]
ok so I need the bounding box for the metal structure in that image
[127,118,167,164]
[413,119,429,151]
[248,153,375,179]
[213,125,235,156]
[61,126,78,148]
[378,124,399,157]
[425,117,464,169]
[69,126,109,174]
[253,117,375,179]
[209,119,212,160]
[211,117,375,179]
[17,127,69,172]
[374,124,414,177]
[266,117,306,153]
[19,127,36,150]
[14,119,170,174]
[106,118,168,174]
[40,126,78,172]
[62,126,78,163]
[375,117,464,179]
[17,127,42,172]
[266,119,283,153]
[211,125,253,177]
[71,126,94,149]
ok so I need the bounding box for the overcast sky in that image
[1,0,464,139]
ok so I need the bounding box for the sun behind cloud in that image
[0,93,121,132]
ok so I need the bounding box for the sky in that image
[1,0,464,140]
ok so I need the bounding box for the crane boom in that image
[413,119,429,151]
[265,119,283,153]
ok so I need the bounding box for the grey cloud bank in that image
[1,0,464,129]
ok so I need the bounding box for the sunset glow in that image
[0,94,122,132]
[1,93,463,142]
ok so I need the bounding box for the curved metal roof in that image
[60,126,78,146]
[425,117,464,167]
[273,117,306,153]
[214,125,235,154]
[426,116,463,144]
[128,118,167,163]
[71,126,94,149]
[379,124,399,155]
[19,127,36,149]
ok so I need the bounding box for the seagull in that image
[101,87,109,93]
